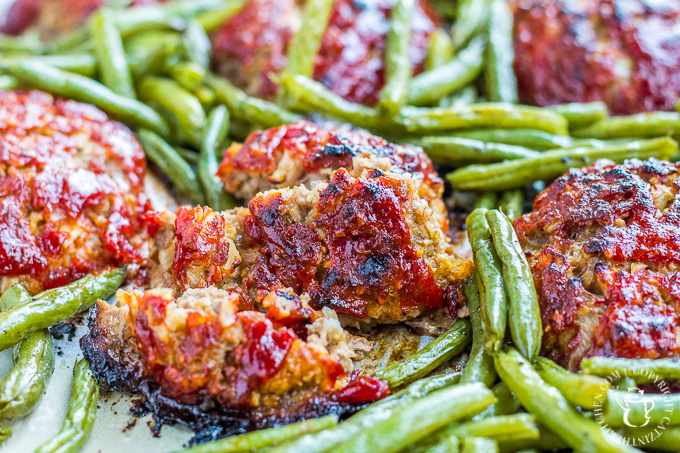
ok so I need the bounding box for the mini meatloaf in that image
[150,170,471,323]
[81,286,387,430]
[514,159,680,370]
[216,120,447,226]
[0,90,156,293]
[511,0,680,114]
[211,0,438,104]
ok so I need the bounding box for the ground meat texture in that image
[0,90,156,293]
[216,120,448,228]
[81,287,388,427]
[514,158,680,370]
[211,0,438,104]
[510,0,680,114]
[1,0,167,39]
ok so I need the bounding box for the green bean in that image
[420,435,460,453]
[181,18,211,69]
[115,0,233,35]
[426,28,454,71]
[330,383,496,453]
[581,357,680,383]
[401,103,568,135]
[408,38,485,107]
[535,357,609,410]
[548,102,608,129]
[440,86,478,108]
[379,0,416,114]
[448,137,678,191]
[179,415,338,453]
[139,76,206,145]
[498,190,523,221]
[487,381,521,417]
[494,347,637,453]
[175,147,200,164]
[0,55,97,77]
[170,61,207,92]
[129,36,182,79]
[485,0,517,103]
[452,0,490,49]
[602,389,680,428]
[282,0,334,80]
[474,193,498,211]
[440,414,539,446]
[0,269,125,352]
[486,210,541,362]
[270,374,463,453]
[91,8,136,99]
[0,284,31,312]
[461,278,497,387]
[138,129,204,203]
[0,33,42,54]
[197,0,245,33]
[207,75,302,128]
[466,209,506,353]
[0,330,54,419]
[615,376,637,392]
[461,437,498,453]
[374,318,472,388]
[35,359,99,453]
[499,425,568,452]
[573,111,680,138]
[446,129,577,150]
[200,106,236,211]
[9,60,169,136]
[0,423,9,443]
[0,76,19,91]
[619,425,680,452]
[420,136,540,165]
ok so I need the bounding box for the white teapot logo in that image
[614,387,655,428]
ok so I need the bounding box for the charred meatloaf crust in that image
[514,158,680,370]
[511,0,680,114]
[0,90,157,294]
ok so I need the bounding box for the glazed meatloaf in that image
[511,0,680,114]
[514,158,680,370]
[0,90,157,294]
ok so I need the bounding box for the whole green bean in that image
[535,357,609,410]
[0,269,125,351]
[207,75,302,128]
[426,28,454,71]
[129,36,182,79]
[486,210,541,362]
[448,137,678,191]
[581,357,680,383]
[440,86,478,108]
[401,103,568,135]
[494,347,637,453]
[270,374,462,453]
[115,0,233,35]
[573,111,680,138]
[466,209,506,353]
[615,376,637,392]
[548,102,608,129]
[461,277,497,387]
[380,0,416,114]
[499,425,568,452]
[281,0,335,80]
[0,33,42,54]
[0,284,32,312]
[0,330,54,419]
[420,136,540,165]
[619,426,680,452]
[331,383,495,453]
[603,389,680,428]
[374,318,472,388]
[200,106,236,211]
[408,37,485,107]
[91,8,136,99]
[438,414,539,445]
[421,435,460,453]
[0,55,97,77]
[182,18,211,69]
[35,359,99,453]
[452,0,490,49]
[486,381,521,417]
[461,437,498,453]
[485,0,517,103]
[138,76,206,146]
[197,1,245,32]
[447,129,575,150]
[170,62,207,92]
[179,415,338,453]
[9,60,169,136]
[498,190,523,221]
[474,193,498,211]
[138,129,204,203]
[176,147,199,165]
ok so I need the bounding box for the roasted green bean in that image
[461,437,498,453]
[196,0,245,32]
[181,18,211,69]
[408,38,485,107]
[0,55,97,77]
[199,106,236,210]
[379,0,416,113]
[447,129,575,150]
[460,277,496,387]
[281,0,334,80]
[466,209,506,353]
[548,102,608,129]
[374,319,472,388]
[0,269,125,351]
[536,357,609,410]
[474,193,498,211]
[420,136,540,165]
[498,190,523,221]
[436,414,539,445]
[426,28,454,71]
[91,8,136,98]
[486,210,541,362]
[452,0,490,49]
[573,111,680,138]
[35,359,99,453]
[603,389,680,428]
[581,357,680,383]
[485,0,517,103]
[448,137,678,191]
[0,284,31,312]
